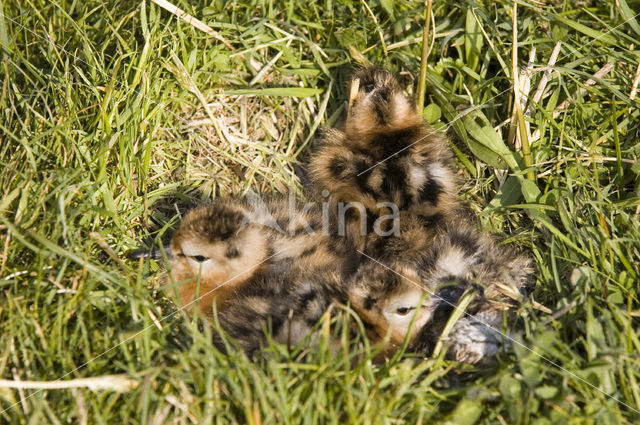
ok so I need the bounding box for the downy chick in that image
[211,257,347,357]
[348,220,534,364]
[167,196,346,317]
[308,67,463,246]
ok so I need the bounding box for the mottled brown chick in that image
[211,258,346,356]
[348,220,534,364]
[308,67,463,246]
[167,196,347,317]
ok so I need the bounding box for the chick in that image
[348,221,534,364]
[308,67,463,245]
[166,195,347,318]
[211,258,347,356]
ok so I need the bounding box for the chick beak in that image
[128,245,173,261]
[152,245,173,261]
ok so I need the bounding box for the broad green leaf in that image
[618,0,640,36]
[488,175,522,208]
[499,375,522,401]
[534,386,559,399]
[0,186,21,211]
[520,352,542,387]
[519,178,541,203]
[380,0,394,18]
[465,7,482,71]
[0,2,11,56]
[422,103,441,124]
[445,399,483,425]
[585,298,602,361]
[463,110,517,170]
[101,184,117,217]
[465,138,505,169]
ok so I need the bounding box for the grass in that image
[1,0,640,423]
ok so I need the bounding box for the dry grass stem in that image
[553,62,614,118]
[349,77,360,110]
[150,0,233,49]
[630,59,640,100]
[527,41,562,116]
[0,375,139,392]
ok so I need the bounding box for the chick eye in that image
[191,255,208,263]
[396,307,414,316]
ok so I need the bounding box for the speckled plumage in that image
[309,67,464,249]
[348,219,534,363]
[167,196,349,318]
[211,259,346,356]
[160,67,535,364]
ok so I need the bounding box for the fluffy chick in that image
[211,258,347,356]
[348,221,534,364]
[167,196,347,317]
[308,67,463,245]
